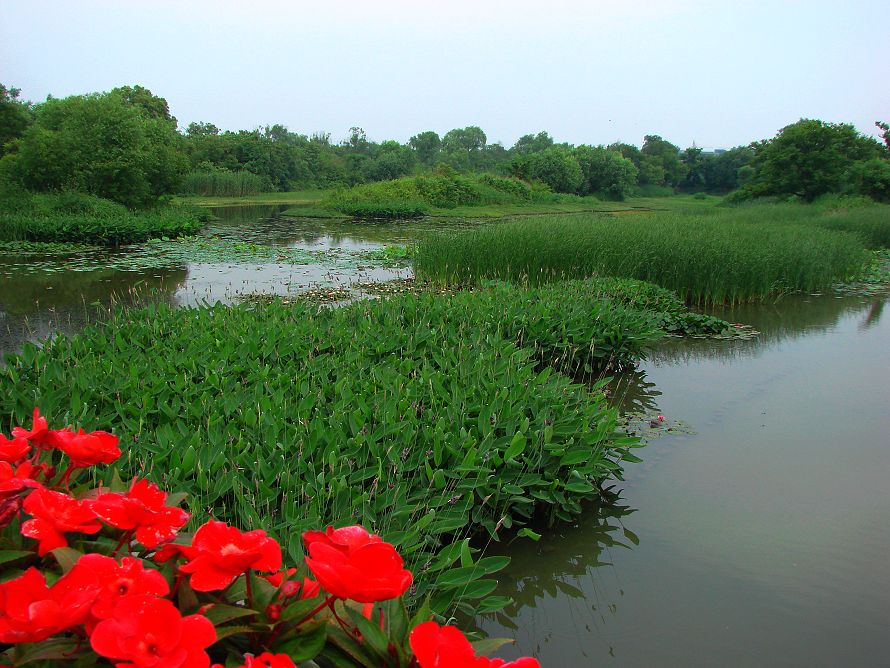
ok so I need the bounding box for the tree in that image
[0,83,32,155]
[876,121,890,153]
[441,126,487,169]
[408,131,441,166]
[511,131,554,155]
[574,145,638,199]
[641,135,686,188]
[2,90,187,206]
[744,119,883,201]
[679,146,706,192]
[111,85,176,127]
[511,146,582,194]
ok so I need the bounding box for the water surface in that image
[477,293,890,667]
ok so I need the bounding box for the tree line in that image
[1,83,888,206]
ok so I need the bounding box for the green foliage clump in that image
[736,119,884,202]
[414,206,870,305]
[0,190,204,244]
[0,87,187,207]
[324,174,550,218]
[0,286,651,613]
[181,168,270,197]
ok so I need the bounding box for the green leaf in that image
[517,528,542,541]
[50,547,83,573]
[0,550,33,568]
[202,604,258,626]
[274,620,327,662]
[504,433,526,460]
[470,636,515,657]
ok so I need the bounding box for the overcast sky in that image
[2,0,887,150]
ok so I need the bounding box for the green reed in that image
[414,206,872,305]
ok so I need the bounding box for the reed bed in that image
[180,169,269,197]
[414,208,871,305]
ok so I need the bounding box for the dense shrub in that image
[324,174,553,218]
[0,190,205,244]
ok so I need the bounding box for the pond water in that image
[0,206,418,356]
[476,293,890,667]
[2,207,888,665]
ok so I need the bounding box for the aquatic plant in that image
[0,191,205,244]
[181,168,270,197]
[0,289,647,615]
[414,208,870,305]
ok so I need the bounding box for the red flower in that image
[0,434,30,463]
[302,525,412,603]
[92,479,190,548]
[179,520,282,591]
[0,566,100,643]
[90,595,216,668]
[11,408,50,448]
[0,460,42,497]
[50,427,121,468]
[213,652,297,668]
[21,487,101,556]
[72,554,170,624]
[261,568,321,599]
[409,622,541,668]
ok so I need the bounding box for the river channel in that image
[1,206,887,666]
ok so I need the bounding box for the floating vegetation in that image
[0,234,414,276]
[833,249,890,296]
[239,286,354,305]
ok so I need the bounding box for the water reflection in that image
[480,294,890,666]
[0,268,186,356]
[647,293,886,365]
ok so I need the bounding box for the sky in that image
[2,0,888,150]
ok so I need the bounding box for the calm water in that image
[3,208,888,665]
[477,293,890,667]
[0,206,415,356]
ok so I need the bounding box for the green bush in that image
[323,174,553,218]
[0,190,205,244]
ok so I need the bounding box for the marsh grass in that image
[415,205,874,305]
[180,170,269,197]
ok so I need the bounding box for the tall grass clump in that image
[180,169,269,197]
[721,199,890,248]
[324,174,555,218]
[414,211,869,305]
[0,287,653,612]
[0,190,205,244]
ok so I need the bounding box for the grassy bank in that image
[415,205,874,305]
[0,190,206,244]
[0,278,728,613]
[322,174,568,219]
[176,189,329,208]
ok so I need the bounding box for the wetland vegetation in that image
[2,79,890,665]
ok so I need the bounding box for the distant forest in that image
[2,83,888,205]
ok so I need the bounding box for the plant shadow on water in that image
[471,491,638,659]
